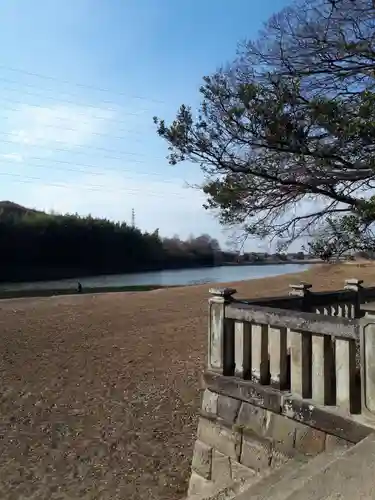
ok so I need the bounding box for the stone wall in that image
[187,387,354,498]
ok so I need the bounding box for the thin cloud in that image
[8,103,114,151]
[1,152,23,162]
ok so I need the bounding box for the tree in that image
[307,213,375,260]
[154,0,375,251]
[0,202,224,282]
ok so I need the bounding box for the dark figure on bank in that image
[77,282,82,293]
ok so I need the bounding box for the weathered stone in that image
[187,471,211,497]
[325,434,352,452]
[335,338,356,413]
[240,434,272,472]
[236,402,267,437]
[362,321,375,413]
[202,389,218,417]
[230,459,256,483]
[217,394,241,423]
[270,449,289,469]
[211,450,231,484]
[197,417,242,460]
[204,371,282,413]
[294,423,326,455]
[282,395,371,444]
[208,300,225,372]
[191,440,212,479]
[266,413,296,455]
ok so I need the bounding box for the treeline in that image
[0,206,229,282]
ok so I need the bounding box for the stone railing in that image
[240,279,375,319]
[186,280,375,498]
[208,279,375,417]
[208,288,359,416]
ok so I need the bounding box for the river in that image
[0,263,311,292]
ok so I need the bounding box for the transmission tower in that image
[131,208,135,228]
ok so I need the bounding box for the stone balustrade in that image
[189,280,375,500]
[207,280,375,418]
[208,284,363,416]
[186,279,375,498]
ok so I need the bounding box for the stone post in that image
[360,319,375,415]
[344,279,363,319]
[208,287,237,374]
[289,282,313,312]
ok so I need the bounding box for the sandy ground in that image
[0,263,374,500]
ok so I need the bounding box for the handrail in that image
[231,279,375,316]
[225,303,359,340]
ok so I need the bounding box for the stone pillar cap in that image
[289,282,312,290]
[209,287,237,298]
[345,278,364,286]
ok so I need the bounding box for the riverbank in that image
[0,263,372,500]
[0,263,311,297]
[0,284,170,300]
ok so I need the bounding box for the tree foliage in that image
[0,205,223,282]
[154,0,375,251]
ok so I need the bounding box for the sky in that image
[0,0,293,250]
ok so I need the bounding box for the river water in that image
[0,263,311,291]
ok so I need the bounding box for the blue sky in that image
[0,0,292,249]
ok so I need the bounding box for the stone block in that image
[231,459,256,483]
[236,402,267,437]
[325,434,352,452]
[217,394,241,423]
[211,450,231,484]
[266,413,296,456]
[191,440,213,479]
[270,449,289,469]
[201,389,218,416]
[294,423,326,456]
[240,434,272,472]
[197,417,242,460]
[187,471,211,497]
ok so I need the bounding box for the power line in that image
[0,113,148,143]
[0,64,166,105]
[0,76,166,111]
[0,155,185,184]
[0,95,156,131]
[0,136,166,164]
[0,131,168,164]
[0,105,151,139]
[0,171,197,199]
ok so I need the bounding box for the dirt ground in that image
[0,263,374,500]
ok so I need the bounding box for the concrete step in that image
[234,445,349,500]
[286,433,375,500]
[185,455,310,500]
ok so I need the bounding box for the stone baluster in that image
[208,287,236,375]
[269,325,288,390]
[289,282,313,398]
[234,320,252,380]
[335,336,356,413]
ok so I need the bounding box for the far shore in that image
[222,258,321,266]
[0,261,315,300]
